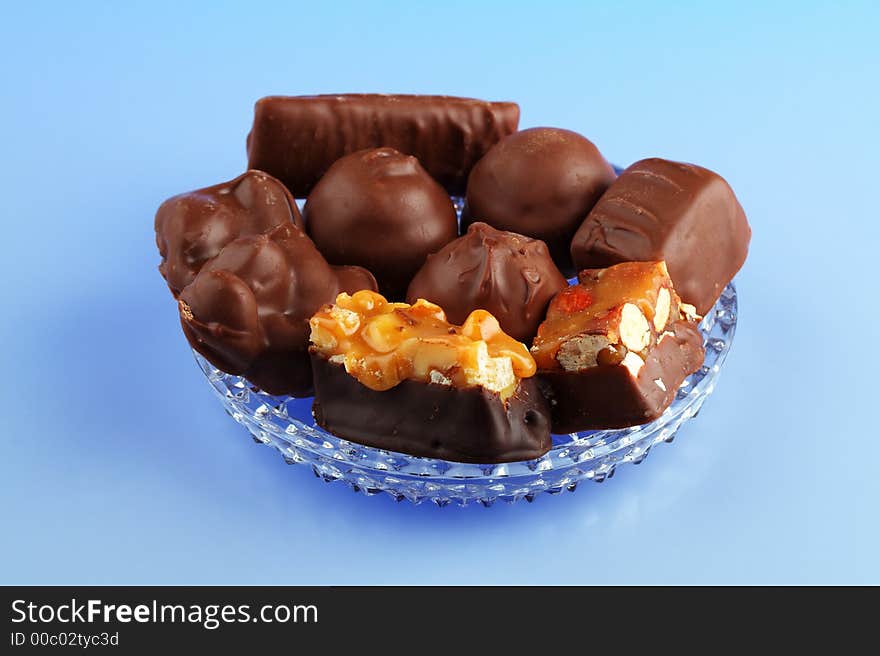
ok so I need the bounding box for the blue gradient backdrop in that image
[1,1,878,584]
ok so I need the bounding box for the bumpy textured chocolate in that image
[178,222,376,396]
[247,94,520,196]
[570,158,751,315]
[537,320,705,433]
[406,222,568,343]
[310,354,551,464]
[304,147,458,300]
[155,170,302,297]
[463,127,616,274]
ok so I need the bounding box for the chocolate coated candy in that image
[310,355,551,464]
[155,170,302,297]
[538,321,704,432]
[463,127,616,273]
[178,223,376,396]
[247,94,520,197]
[406,222,568,343]
[304,148,458,300]
[570,158,750,315]
[532,260,703,432]
[531,261,681,372]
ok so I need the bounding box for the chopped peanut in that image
[532,261,686,373]
[309,290,536,400]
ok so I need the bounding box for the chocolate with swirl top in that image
[406,222,568,343]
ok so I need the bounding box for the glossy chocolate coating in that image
[304,147,458,300]
[570,158,751,315]
[406,222,568,343]
[178,222,376,396]
[537,320,704,433]
[463,128,616,274]
[247,94,520,197]
[311,354,551,464]
[155,170,302,297]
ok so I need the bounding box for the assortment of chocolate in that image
[156,93,750,464]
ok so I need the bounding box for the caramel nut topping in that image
[621,351,646,377]
[309,290,536,400]
[654,287,672,332]
[532,261,688,373]
[596,343,628,367]
[680,303,701,322]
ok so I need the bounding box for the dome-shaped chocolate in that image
[406,222,568,343]
[463,128,615,274]
[155,170,302,297]
[304,147,458,300]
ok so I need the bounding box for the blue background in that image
[2,0,878,584]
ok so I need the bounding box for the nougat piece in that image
[531,261,704,432]
[309,291,551,464]
[570,158,750,315]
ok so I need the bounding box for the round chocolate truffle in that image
[304,147,458,300]
[178,222,377,396]
[406,222,568,343]
[463,127,616,274]
[155,169,303,297]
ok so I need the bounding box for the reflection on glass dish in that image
[195,283,737,507]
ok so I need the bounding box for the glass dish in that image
[194,281,738,506]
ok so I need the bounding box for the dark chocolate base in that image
[538,321,705,433]
[183,318,314,397]
[310,354,552,464]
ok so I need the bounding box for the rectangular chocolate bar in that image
[531,261,705,432]
[308,290,550,463]
[246,94,520,197]
[570,158,750,315]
